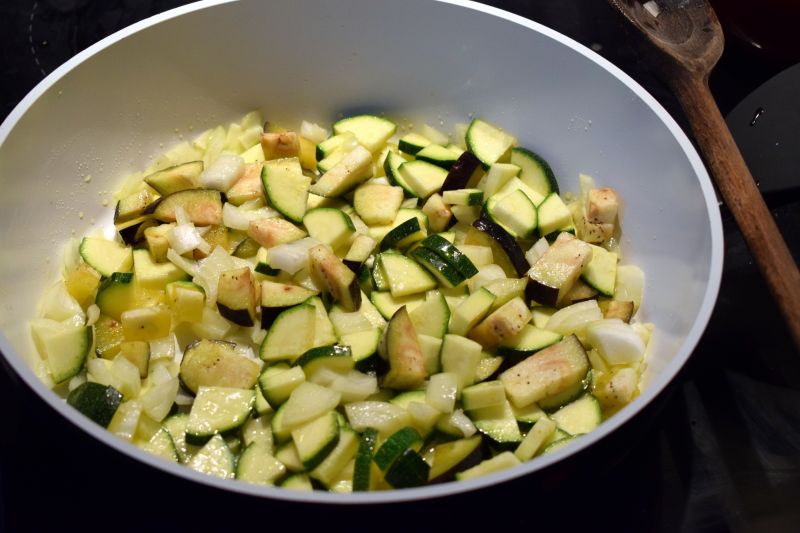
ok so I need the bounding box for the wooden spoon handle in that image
[671,74,800,348]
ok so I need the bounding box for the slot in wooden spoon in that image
[609,0,800,348]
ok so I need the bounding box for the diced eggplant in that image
[147,189,223,226]
[216,266,258,327]
[471,216,529,277]
[261,131,300,160]
[526,232,592,307]
[179,339,261,394]
[440,151,482,192]
[499,334,590,408]
[308,244,361,312]
[247,218,307,248]
[226,162,265,206]
[144,161,203,195]
[598,299,635,322]
[468,297,531,349]
[115,187,160,225]
[115,215,157,246]
[379,307,427,390]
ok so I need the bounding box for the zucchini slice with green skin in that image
[139,428,180,462]
[465,118,516,169]
[353,427,379,491]
[186,386,255,443]
[79,237,133,278]
[187,434,235,479]
[442,188,484,206]
[440,334,483,389]
[469,399,523,444]
[332,115,397,153]
[511,147,559,196]
[550,394,602,435]
[261,157,311,223]
[31,318,92,384]
[316,133,354,161]
[260,304,317,362]
[162,414,200,463]
[309,145,373,198]
[441,151,483,192]
[380,217,427,251]
[461,380,507,411]
[408,289,450,339]
[310,428,360,487]
[67,382,123,427]
[419,234,479,279]
[425,435,482,481]
[380,253,438,297]
[373,427,423,471]
[258,364,306,408]
[536,192,574,238]
[148,188,223,226]
[472,217,530,277]
[294,344,354,378]
[398,133,432,155]
[514,416,556,461]
[260,281,318,329]
[291,411,341,471]
[484,189,538,239]
[353,183,404,226]
[398,160,449,199]
[448,288,496,337]
[415,144,459,170]
[143,160,203,195]
[497,324,563,360]
[499,334,590,408]
[180,339,261,393]
[303,207,356,250]
[281,473,314,491]
[581,244,618,297]
[369,291,425,321]
[236,441,286,485]
[281,382,342,428]
[409,247,466,289]
[455,451,521,481]
[384,151,416,198]
[384,448,430,488]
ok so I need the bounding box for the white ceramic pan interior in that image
[0,0,723,503]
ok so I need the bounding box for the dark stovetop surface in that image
[1,2,798,532]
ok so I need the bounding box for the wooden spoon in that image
[608,0,800,349]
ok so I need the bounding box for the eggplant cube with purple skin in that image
[525,233,592,307]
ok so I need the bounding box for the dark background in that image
[1,1,799,531]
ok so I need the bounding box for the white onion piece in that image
[222,202,279,231]
[267,237,321,274]
[587,319,646,365]
[168,223,209,255]
[39,282,85,326]
[199,152,244,191]
[525,237,550,267]
[166,249,199,278]
[300,120,329,144]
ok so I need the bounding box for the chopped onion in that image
[300,120,329,144]
[166,249,199,278]
[86,304,100,326]
[168,222,210,255]
[222,202,279,230]
[643,1,660,17]
[199,152,244,191]
[39,282,85,326]
[525,237,550,267]
[587,318,646,365]
[448,409,477,438]
[267,237,321,274]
